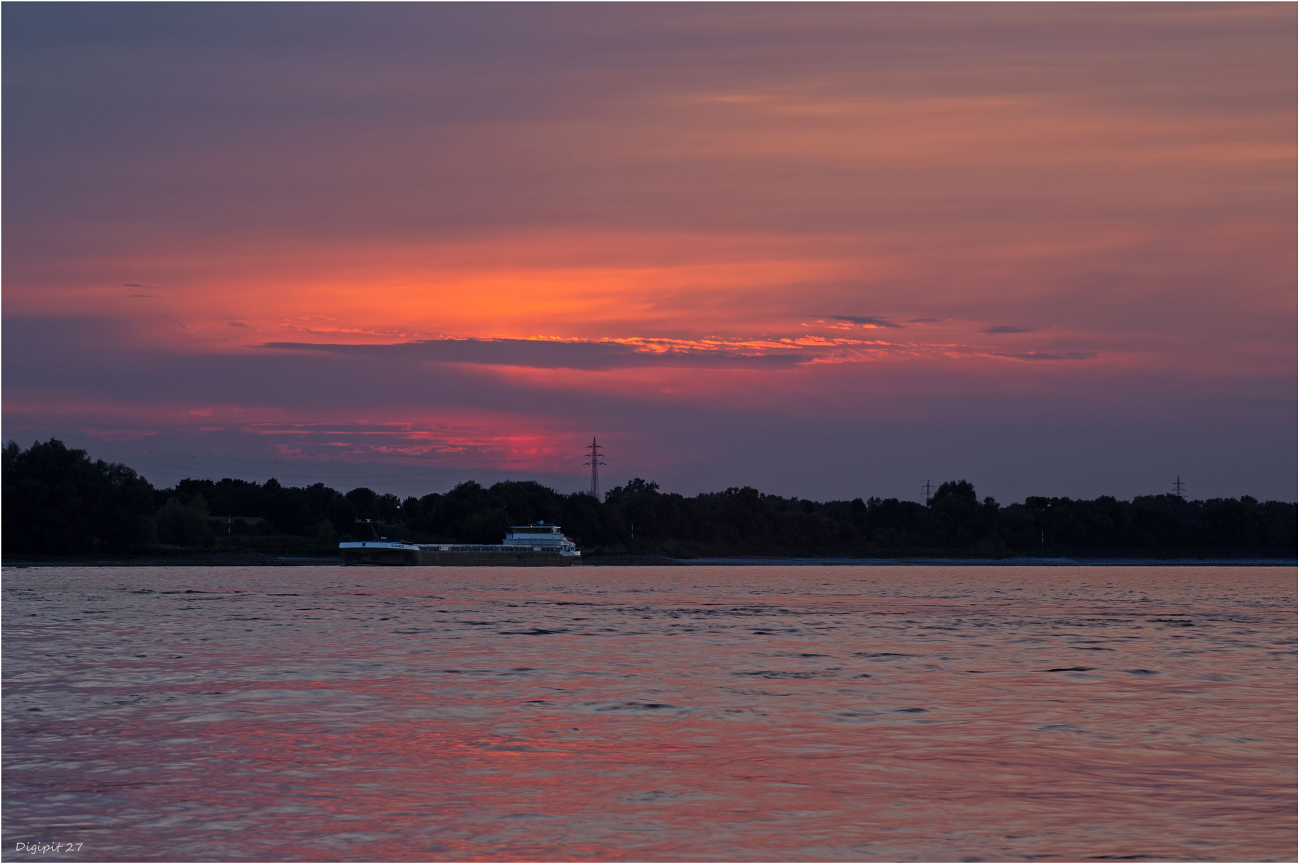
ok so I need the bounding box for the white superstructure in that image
[503,523,579,553]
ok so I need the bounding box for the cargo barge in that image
[341,523,581,566]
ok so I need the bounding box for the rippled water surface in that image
[2,565,1295,861]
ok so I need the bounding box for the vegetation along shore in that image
[4,439,1295,562]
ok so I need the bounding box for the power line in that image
[122,457,470,481]
[1172,476,1186,499]
[74,438,594,478]
[922,479,934,505]
[49,439,476,481]
[45,432,634,491]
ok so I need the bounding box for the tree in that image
[376,493,402,523]
[345,487,378,520]
[931,480,977,504]
[464,507,513,543]
[2,438,155,554]
[156,495,213,546]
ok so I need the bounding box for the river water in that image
[2,565,1295,862]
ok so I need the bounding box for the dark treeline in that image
[3,439,1296,559]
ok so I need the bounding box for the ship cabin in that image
[504,522,578,553]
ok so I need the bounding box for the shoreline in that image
[3,555,1294,568]
[640,556,1296,567]
[580,555,1298,567]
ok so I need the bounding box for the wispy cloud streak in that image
[2,4,1294,500]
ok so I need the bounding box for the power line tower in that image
[1172,476,1186,499]
[922,479,934,505]
[584,437,605,500]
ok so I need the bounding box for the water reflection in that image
[3,566,1295,860]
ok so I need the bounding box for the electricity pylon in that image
[585,437,605,500]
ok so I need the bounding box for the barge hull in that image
[342,548,578,567]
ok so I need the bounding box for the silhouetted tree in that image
[156,495,213,547]
[2,439,155,554]
[5,441,1295,560]
[345,487,378,521]
[464,507,513,543]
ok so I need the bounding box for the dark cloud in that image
[4,315,1293,502]
[994,352,1096,361]
[3,317,596,414]
[982,325,1035,334]
[229,321,249,327]
[261,338,810,371]
[831,316,904,329]
[3,6,1294,503]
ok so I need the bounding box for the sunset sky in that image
[4,3,1296,502]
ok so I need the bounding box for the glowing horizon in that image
[4,3,1295,502]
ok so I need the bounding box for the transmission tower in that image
[584,437,605,500]
[1172,476,1186,499]
[922,479,934,504]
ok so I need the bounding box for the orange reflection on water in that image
[2,565,1295,861]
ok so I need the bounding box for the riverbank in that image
[6,553,1294,568]
[580,554,1297,567]
[3,552,339,567]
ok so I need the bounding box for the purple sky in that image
[4,4,1295,502]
